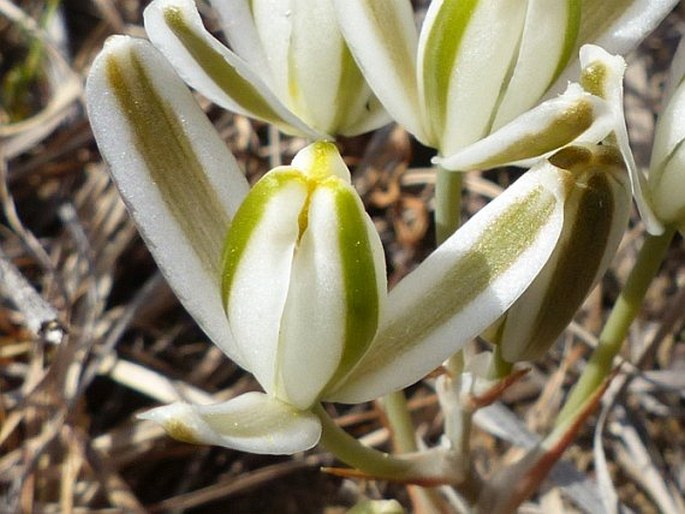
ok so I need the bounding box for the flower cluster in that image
[86,0,681,464]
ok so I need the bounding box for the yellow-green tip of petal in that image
[292,141,351,183]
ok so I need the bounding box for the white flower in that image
[333,0,676,155]
[142,0,389,138]
[648,37,685,233]
[87,36,582,454]
[434,47,646,362]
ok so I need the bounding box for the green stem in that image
[381,391,418,453]
[314,404,417,479]
[488,343,513,380]
[556,227,675,426]
[435,167,463,245]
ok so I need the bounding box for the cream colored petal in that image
[436,84,613,171]
[327,161,569,403]
[491,0,581,130]
[580,44,664,235]
[419,0,527,154]
[144,0,322,138]
[499,145,631,362]
[86,36,249,367]
[333,0,429,143]
[139,391,321,455]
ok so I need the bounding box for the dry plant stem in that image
[556,226,677,426]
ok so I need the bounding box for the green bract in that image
[143,0,389,138]
[87,36,576,455]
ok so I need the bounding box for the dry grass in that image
[1,1,684,513]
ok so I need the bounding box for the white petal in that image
[436,84,613,171]
[500,145,632,362]
[285,0,350,133]
[649,44,685,227]
[144,0,322,138]
[338,95,392,137]
[86,36,249,367]
[651,38,685,168]
[208,0,273,86]
[580,44,664,235]
[223,170,308,394]
[491,0,581,130]
[333,0,429,144]
[419,0,527,154]
[279,182,385,408]
[278,187,347,408]
[139,391,321,455]
[662,37,685,105]
[327,162,569,403]
[579,0,678,59]
[249,0,293,104]
[648,146,685,230]
[550,0,679,95]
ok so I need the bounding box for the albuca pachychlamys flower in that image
[333,0,677,155]
[86,36,589,454]
[435,46,638,363]
[142,0,389,139]
[334,0,675,236]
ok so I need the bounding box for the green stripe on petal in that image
[277,177,383,409]
[106,51,228,276]
[144,0,321,138]
[376,188,553,355]
[221,169,305,308]
[327,181,380,386]
[162,6,284,127]
[222,169,309,394]
[328,164,568,403]
[437,84,612,172]
[421,0,478,144]
[87,36,250,368]
[333,0,428,143]
[500,145,630,361]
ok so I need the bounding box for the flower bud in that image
[221,141,386,409]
